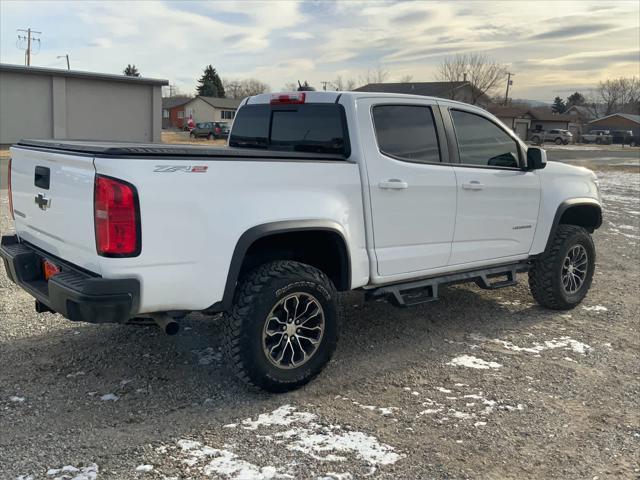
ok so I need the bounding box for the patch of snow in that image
[223,423,238,428]
[242,405,315,430]
[447,355,502,370]
[471,334,592,355]
[410,391,420,396]
[135,464,153,472]
[474,421,487,427]
[582,305,608,312]
[9,396,25,402]
[318,473,353,480]
[66,371,85,378]
[178,440,288,479]
[419,408,443,415]
[46,464,98,480]
[564,357,577,363]
[100,393,119,401]
[436,387,452,393]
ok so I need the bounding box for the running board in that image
[367,263,529,307]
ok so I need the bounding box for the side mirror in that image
[526,146,547,170]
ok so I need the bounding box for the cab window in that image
[450,110,520,168]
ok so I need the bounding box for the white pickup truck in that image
[2,91,602,392]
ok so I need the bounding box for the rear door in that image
[442,106,541,265]
[9,146,100,273]
[357,98,457,277]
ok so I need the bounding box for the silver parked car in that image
[529,129,573,145]
[581,129,613,144]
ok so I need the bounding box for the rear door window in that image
[372,105,441,163]
[229,104,349,155]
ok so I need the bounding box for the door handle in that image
[378,179,408,190]
[462,181,484,191]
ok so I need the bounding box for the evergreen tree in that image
[551,96,566,114]
[566,91,586,107]
[123,64,140,77]
[196,65,225,97]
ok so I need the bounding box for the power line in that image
[17,28,41,66]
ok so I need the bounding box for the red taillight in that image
[94,175,140,257]
[270,92,306,105]
[8,157,14,220]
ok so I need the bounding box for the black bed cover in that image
[15,139,346,161]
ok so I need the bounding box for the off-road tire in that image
[555,137,563,145]
[529,225,595,310]
[223,260,338,392]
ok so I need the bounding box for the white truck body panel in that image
[94,157,368,312]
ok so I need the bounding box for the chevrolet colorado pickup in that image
[1,91,602,392]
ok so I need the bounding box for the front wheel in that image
[531,136,541,144]
[529,225,595,310]
[223,261,338,392]
[555,138,563,145]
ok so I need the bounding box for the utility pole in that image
[504,72,514,105]
[57,54,70,70]
[320,81,329,91]
[17,28,41,66]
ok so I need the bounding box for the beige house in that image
[184,96,242,123]
[0,63,167,145]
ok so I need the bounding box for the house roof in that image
[565,105,595,118]
[193,96,243,109]
[354,81,473,97]
[486,105,574,122]
[0,63,168,86]
[486,105,531,118]
[162,97,193,109]
[589,113,640,124]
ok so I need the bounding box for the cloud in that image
[529,23,617,40]
[392,10,432,25]
[0,0,637,101]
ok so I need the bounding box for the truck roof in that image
[246,90,477,108]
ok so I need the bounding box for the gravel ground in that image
[1,153,638,480]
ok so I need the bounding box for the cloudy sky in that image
[1,0,638,101]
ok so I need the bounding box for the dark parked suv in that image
[189,122,230,140]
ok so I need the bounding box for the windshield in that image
[229,103,350,156]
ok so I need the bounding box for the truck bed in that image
[16,139,347,161]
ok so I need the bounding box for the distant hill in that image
[512,99,550,107]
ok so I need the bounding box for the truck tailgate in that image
[9,146,100,274]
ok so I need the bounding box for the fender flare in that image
[543,198,602,253]
[208,220,351,313]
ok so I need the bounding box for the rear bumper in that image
[1,235,139,324]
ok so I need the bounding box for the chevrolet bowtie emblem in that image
[35,193,51,210]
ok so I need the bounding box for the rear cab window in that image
[229,103,350,156]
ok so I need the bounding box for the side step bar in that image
[366,262,530,307]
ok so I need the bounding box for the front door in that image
[357,99,457,277]
[445,107,541,265]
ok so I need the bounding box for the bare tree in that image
[332,75,356,91]
[398,74,414,83]
[223,78,270,99]
[593,77,640,115]
[283,82,298,91]
[437,53,506,105]
[360,65,389,85]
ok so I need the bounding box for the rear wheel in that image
[596,137,602,144]
[223,261,338,392]
[529,225,595,310]
[531,135,541,144]
[207,133,213,140]
[555,137,563,145]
